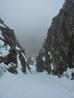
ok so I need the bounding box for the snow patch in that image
[42,56,46,62]
[16,46,21,51]
[0,40,4,47]
[63,68,74,79]
[0,63,8,76]
[17,53,22,73]
[48,51,52,59]
[21,53,27,62]
[0,23,6,28]
[51,63,54,70]
[0,30,4,39]
[0,45,10,56]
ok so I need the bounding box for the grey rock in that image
[36,0,74,75]
[0,19,27,74]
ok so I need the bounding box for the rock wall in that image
[0,18,27,74]
[36,0,74,75]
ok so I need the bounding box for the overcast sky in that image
[0,0,65,55]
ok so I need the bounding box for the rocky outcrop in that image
[36,0,74,75]
[0,18,27,74]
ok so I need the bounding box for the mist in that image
[0,0,64,55]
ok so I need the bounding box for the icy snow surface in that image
[0,65,74,98]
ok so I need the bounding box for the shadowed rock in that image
[36,0,74,75]
[0,18,27,74]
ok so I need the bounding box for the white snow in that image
[0,40,4,47]
[51,63,54,70]
[42,56,46,62]
[0,66,74,98]
[63,68,74,79]
[0,63,7,76]
[0,30,4,39]
[21,53,27,62]
[0,30,4,47]
[0,31,10,56]
[16,46,21,51]
[17,53,23,73]
[0,45,10,56]
[48,51,52,59]
[0,23,6,28]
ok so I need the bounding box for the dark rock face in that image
[0,18,27,74]
[36,0,74,75]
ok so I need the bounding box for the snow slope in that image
[0,66,74,98]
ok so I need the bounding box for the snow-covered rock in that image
[0,18,27,74]
[63,67,74,79]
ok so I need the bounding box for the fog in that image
[0,0,64,55]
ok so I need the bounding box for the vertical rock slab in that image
[36,0,74,75]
